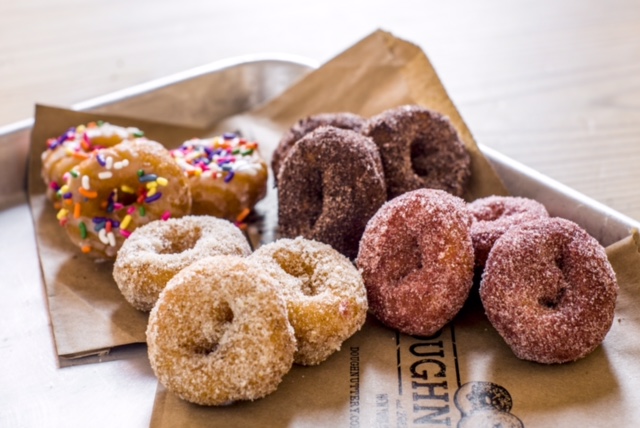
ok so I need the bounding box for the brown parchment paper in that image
[147,30,640,427]
[28,105,205,360]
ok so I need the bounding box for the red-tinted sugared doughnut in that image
[357,188,475,336]
[468,196,549,268]
[272,112,365,182]
[277,126,386,259]
[362,105,471,199]
[480,217,618,364]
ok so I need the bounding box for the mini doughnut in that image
[147,255,296,405]
[170,133,268,220]
[54,138,191,258]
[480,217,619,364]
[277,126,386,259]
[249,237,368,365]
[468,195,549,268]
[41,121,144,201]
[357,188,474,336]
[363,104,471,199]
[272,112,366,182]
[114,216,251,311]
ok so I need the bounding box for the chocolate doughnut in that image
[468,196,549,268]
[277,126,386,259]
[363,104,471,199]
[480,217,618,364]
[272,112,365,182]
[357,188,474,336]
[147,255,296,405]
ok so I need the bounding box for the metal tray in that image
[2,54,640,427]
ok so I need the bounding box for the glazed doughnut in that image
[480,217,618,364]
[468,195,549,268]
[357,188,474,336]
[249,237,368,365]
[147,255,296,406]
[363,104,471,199]
[170,134,268,220]
[55,138,191,259]
[113,216,251,311]
[277,126,386,259]
[41,121,144,201]
[272,112,366,182]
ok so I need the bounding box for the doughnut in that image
[272,112,366,182]
[362,104,471,199]
[54,138,191,259]
[356,188,474,336]
[468,195,549,268]
[113,216,251,311]
[277,126,386,259]
[170,133,268,220]
[479,217,619,364]
[146,255,296,406]
[249,237,368,365]
[41,121,144,201]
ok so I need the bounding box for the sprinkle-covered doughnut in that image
[55,138,191,258]
[272,112,366,182]
[41,121,144,201]
[480,217,619,364]
[357,188,474,336]
[277,126,386,259]
[249,237,368,365]
[114,216,251,311]
[363,104,471,199]
[468,195,549,268]
[170,134,268,221]
[147,255,296,406]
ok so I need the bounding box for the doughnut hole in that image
[410,134,439,178]
[192,302,234,355]
[158,225,202,255]
[272,247,317,296]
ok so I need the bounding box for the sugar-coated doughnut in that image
[249,237,368,365]
[363,104,471,199]
[147,255,296,406]
[277,126,386,259]
[114,216,251,311]
[468,195,549,268]
[41,121,144,201]
[272,112,366,182]
[170,134,268,221]
[54,138,191,258]
[357,188,474,336]
[480,217,619,364]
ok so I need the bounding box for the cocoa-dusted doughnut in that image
[480,217,618,364]
[42,121,144,202]
[147,255,296,406]
[468,195,549,268]
[249,237,368,365]
[272,112,365,182]
[54,138,191,258]
[170,134,268,221]
[277,126,386,259]
[363,104,471,199]
[114,216,251,311]
[357,188,474,336]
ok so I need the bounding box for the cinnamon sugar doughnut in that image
[363,104,471,199]
[468,196,549,268]
[277,126,386,259]
[272,112,365,182]
[54,138,191,258]
[147,255,296,405]
[249,237,368,365]
[114,216,251,311]
[480,217,618,364]
[357,189,474,336]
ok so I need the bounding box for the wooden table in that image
[2,0,639,426]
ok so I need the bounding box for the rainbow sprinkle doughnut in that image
[170,133,268,221]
